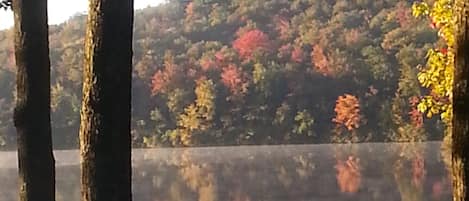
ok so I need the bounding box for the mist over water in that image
[0,142,451,201]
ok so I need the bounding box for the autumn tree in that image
[0,0,447,148]
[333,94,361,131]
[221,64,248,96]
[12,0,55,200]
[171,78,216,146]
[311,45,332,76]
[332,94,362,142]
[413,1,469,200]
[79,0,134,201]
[393,150,425,201]
[233,29,272,60]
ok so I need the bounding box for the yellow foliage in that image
[412,0,453,125]
[172,78,216,146]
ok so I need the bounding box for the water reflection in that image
[335,155,361,193]
[0,142,452,201]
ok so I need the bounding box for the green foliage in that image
[0,0,444,148]
[293,110,315,136]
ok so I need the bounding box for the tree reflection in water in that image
[392,144,426,201]
[335,155,361,193]
[176,149,217,201]
[0,143,453,201]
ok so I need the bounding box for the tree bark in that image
[12,0,55,201]
[79,0,134,201]
[453,1,469,201]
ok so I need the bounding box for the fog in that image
[0,142,451,201]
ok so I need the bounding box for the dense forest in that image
[0,0,444,149]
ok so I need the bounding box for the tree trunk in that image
[453,1,469,201]
[12,0,55,201]
[79,0,134,201]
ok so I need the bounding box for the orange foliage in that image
[335,156,361,193]
[333,94,361,131]
[221,64,248,95]
[311,45,333,76]
[233,29,272,60]
[151,71,169,95]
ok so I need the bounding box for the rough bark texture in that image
[79,0,134,201]
[12,0,55,201]
[453,1,469,201]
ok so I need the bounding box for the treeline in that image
[0,0,443,149]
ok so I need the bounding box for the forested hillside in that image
[0,0,443,149]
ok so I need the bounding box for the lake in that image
[0,142,452,201]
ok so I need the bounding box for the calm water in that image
[0,142,452,201]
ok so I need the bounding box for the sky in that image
[0,0,166,30]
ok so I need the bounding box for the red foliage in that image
[408,96,423,128]
[412,154,426,187]
[215,51,226,62]
[291,47,305,63]
[335,156,361,193]
[432,181,444,200]
[440,48,448,55]
[395,2,411,27]
[333,94,361,131]
[215,48,233,64]
[221,64,248,95]
[233,29,272,60]
[430,21,437,29]
[151,56,180,95]
[151,70,170,95]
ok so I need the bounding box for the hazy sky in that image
[0,0,166,30]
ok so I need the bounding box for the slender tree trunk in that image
[453,1,469,201]
[12,0,55,201]
[79,0,134,201]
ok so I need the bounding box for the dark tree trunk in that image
[79,0,134,201]
[453,1,469,200]
[12,0,55,201]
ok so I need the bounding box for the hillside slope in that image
[0,0,441,149]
